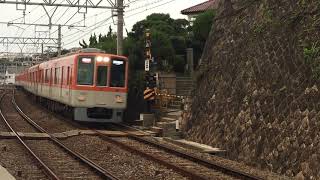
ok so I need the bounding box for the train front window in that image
[110,59,125,87]
[96,66,108,86]
[77,57,94,85]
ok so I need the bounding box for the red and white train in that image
[15,48,128,122]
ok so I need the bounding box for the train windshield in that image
[96,66,108,86]
[77,57,94,85]
[110,59,126,87]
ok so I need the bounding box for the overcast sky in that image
[0,0,206,54]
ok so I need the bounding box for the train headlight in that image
[78,96,86,101]
[103,57,110,63]
[97,56,103,62]
[115,95,123,103]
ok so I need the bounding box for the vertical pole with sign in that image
[143,29,154,113]
[145,59,150,72]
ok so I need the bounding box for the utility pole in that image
[117,0,124,55]
[57,24,61,56]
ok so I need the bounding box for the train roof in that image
[18,48,128,75]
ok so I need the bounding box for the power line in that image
[63,16,113,46]
[6,1,64,53]
[62,0,166,40]
[63,0,177,47]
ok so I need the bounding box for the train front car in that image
[72,53,128,122]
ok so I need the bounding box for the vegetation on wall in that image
[304,43,320,79]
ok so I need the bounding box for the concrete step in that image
[170,102,182,106]
[0,165,17,180]
[176,80,193,83]
[176,83,193,86]
[156,121,178,137]
[176,86,193,89]
[132,120,143,126]
[168,104,182,109]
[176,77,193,80]
[165,110,182,119]
[150,126,163,136]
[164,114,180,119]
[163,138,226,155]
[176,89,191,93]
[160,117,176,122]
[176,92,191,96]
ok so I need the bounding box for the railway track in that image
[95,124,265,180]
[0,90,119,180]
[12,89,273,180]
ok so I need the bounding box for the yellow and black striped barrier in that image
[144,88,155,101]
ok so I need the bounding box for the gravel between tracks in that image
[0,139,46,179]
[25,139,103,180]
[15,91,78,133]
[113,137,238,180]
[62,135,187,180]
[1,93,38,133]
[0,91,8,132]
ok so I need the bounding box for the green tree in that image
[129,13,190,72]
[191,10,215,68]
[79,26,117,54]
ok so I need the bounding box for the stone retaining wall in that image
[183,0,320,179]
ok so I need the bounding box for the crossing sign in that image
[145,59,150,71]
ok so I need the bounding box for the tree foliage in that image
[79,26,117,54]
[190,10,215,67]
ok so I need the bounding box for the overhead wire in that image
[63,16,113,46]
[62,0,165,39]
[63,0,177,47]
[6,0,65,53]
[61,0,159,39]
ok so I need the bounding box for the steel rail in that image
[0,92,60,180]
[12,90,119,180]
[115,123,265,180]
[95,130,209,180]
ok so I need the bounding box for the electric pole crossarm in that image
[3,22,85,28]
[0,37,58,45]
[0,0,116,8]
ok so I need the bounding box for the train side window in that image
[45,69,50,83]
[70,68,72,85]
[44,70,46,83]
[66,67,70,85]
[61,67,64,85]
[54,68,61,85]
[50,68,53,84]
[40,70,42,83]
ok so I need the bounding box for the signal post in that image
[140,29,157,127]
